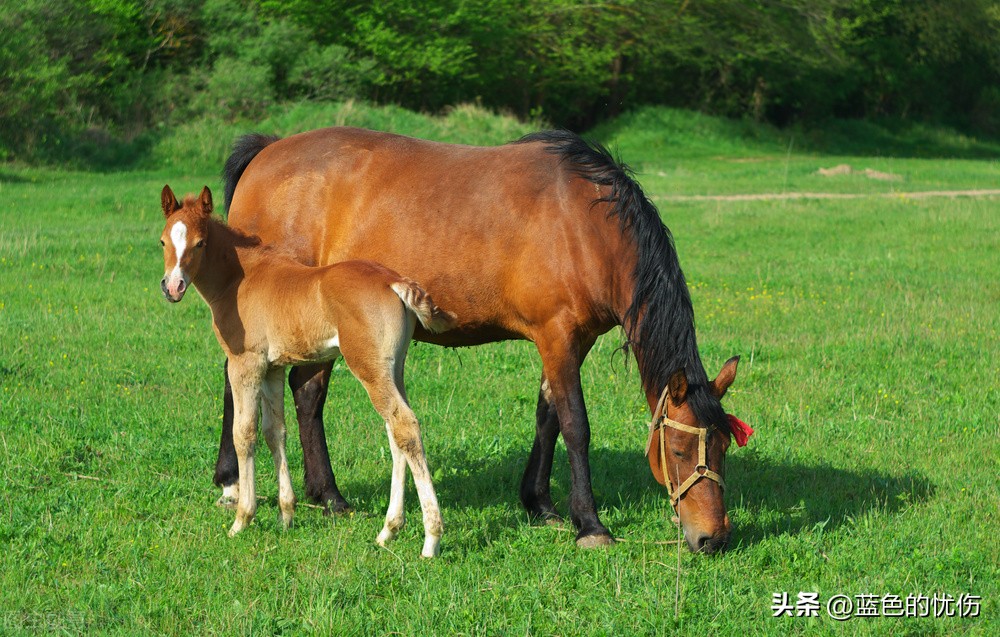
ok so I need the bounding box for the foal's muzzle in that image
[161,276,186,302]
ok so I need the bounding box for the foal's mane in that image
[179,194,263,249]
[516,131,728,432]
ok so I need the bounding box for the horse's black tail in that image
[222,133,280,213]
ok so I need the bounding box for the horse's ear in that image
[667,369,688,405]
[199,186,213,215]
[161,185,180,217]
[711,356,740,398]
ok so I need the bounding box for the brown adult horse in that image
[218,128,742,552]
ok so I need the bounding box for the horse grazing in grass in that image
[159,185,455,557]
[219,128,743,553]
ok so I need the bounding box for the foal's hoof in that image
[576,533,615,549]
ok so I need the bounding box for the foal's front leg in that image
[261,367,295,529]
[228,358,264,537]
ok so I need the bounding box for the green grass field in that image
[0,104,997,635]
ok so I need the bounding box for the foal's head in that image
[159,185,213,302]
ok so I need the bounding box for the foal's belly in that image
[267,332,341,366]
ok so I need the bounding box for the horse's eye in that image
[195,240,205,248]
[672,450,684,459]
[159,239,165,247]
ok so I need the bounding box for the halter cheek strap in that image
[645,387,725,507]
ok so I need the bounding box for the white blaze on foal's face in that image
[159,184,211,303]
[162,221,207,301]
[161,220,193,301]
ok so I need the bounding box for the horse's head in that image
[647,356,740,554]
[159,185,213,302]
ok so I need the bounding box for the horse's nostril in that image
[694,531,729,554]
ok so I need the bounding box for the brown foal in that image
[158,185,455,557]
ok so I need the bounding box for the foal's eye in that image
[195,240,205,248]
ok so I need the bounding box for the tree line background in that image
[2,0,999,163]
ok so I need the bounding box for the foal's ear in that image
[161,185,180,217]
[710,356,740,399]
[666,369,688,405]
[199,186,214,215]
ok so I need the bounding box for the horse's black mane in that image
[222,133,280,213]
[516,130,728,432]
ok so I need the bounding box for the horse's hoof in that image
[538,510,564,525]
[322,502,354,517]
[216,495,238,510]
[576,533,615,549]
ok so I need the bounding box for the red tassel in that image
[727,414,754,447]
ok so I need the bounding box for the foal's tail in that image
[391,280,458,334]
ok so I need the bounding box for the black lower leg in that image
[548,367,612,544]
[289,363,351,514]
[213,359,238,488]
[520,377,561,521]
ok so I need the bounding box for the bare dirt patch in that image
[654,189,1000,203]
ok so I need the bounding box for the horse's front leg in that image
[227,358,264,537]
[535,334,613,547]
[519,373,562,522]
[289,362,352,514]
[520,338,596,525]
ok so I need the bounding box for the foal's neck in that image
[192,217,263,306]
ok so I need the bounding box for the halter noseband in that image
[645,385,726,507]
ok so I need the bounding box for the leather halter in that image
[645,385,726,507]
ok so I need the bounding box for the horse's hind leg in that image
[214,359,239,508]
[289,362,352,514]
[261,367,296,529]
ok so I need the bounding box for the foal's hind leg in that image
[261,367,296,529]
[343,323,442,557]
[375,419,408,547]
[289,362,352,514]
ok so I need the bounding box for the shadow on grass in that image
[419,445,934,549]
